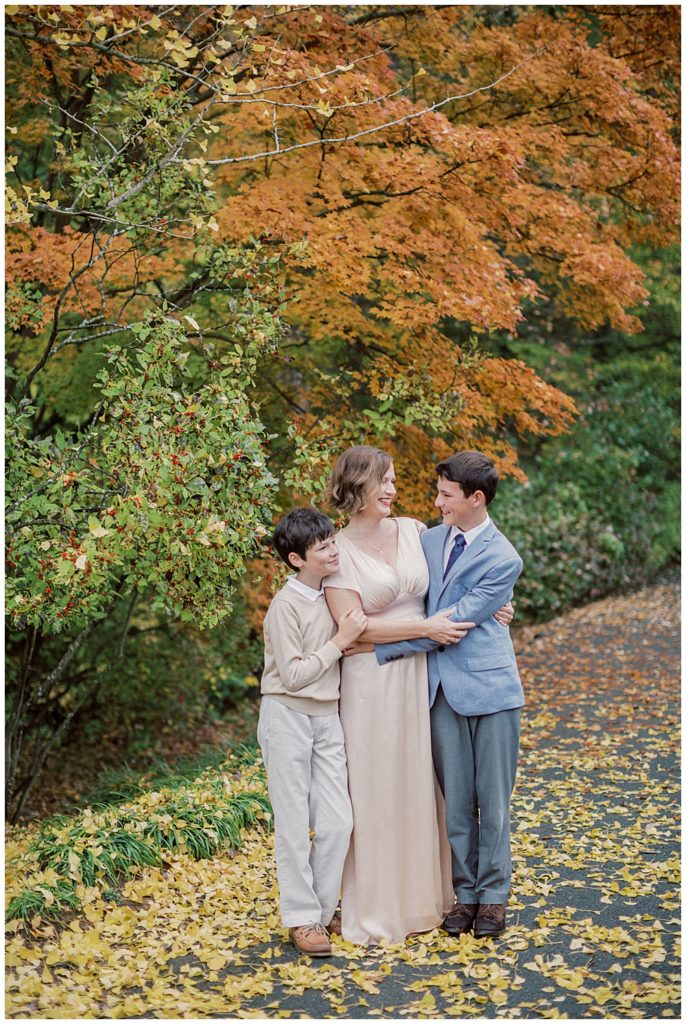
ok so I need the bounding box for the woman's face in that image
[363,462,396,518]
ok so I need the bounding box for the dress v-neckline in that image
[344,517,401,573]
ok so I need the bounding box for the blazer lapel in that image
[426,526,449,609]
[438,520,497,600]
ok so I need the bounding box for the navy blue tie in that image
[443,533,466,579]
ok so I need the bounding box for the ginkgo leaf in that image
[88,516,109,538]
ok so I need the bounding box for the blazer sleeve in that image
[375,634,439,664]
[375,554,523,665]
[449,555,523,625]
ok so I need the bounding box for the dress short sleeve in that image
[323,537,362,597]
[411,517,428,535]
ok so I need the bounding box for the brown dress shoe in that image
[327,909,342,936]
[442,902,479,935]
[288,923,332,957]
[473,903,506,938]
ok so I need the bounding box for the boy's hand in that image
[333,608,368,649]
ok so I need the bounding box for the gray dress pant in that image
[430,686,520,904]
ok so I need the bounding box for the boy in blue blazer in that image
[376,451,524,938]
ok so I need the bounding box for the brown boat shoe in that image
[288,923,332,957]
[473,903,506,938]
[442,902,479,935]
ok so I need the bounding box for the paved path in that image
[182,582,680,1019]
[5,583,680,1019]
[248,583,681,1019]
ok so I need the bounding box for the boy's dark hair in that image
[272,507,335,568]
[436,451,499,506]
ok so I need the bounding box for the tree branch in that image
[204,49,546,167]
[349,6,426,27]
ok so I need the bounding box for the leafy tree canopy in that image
[4,4,679,819]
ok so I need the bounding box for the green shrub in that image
[484,245,679,622]
[494,355,679,621]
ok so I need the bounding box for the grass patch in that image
[6,748,270,925]
[78,741,261,810]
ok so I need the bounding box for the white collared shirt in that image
[286,575,324,602]
[443,516,491,571]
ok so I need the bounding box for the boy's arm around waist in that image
[267,599,341,691]
[375,554,522,665]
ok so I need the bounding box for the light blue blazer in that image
[375,520,525,716]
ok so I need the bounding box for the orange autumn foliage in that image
[5,5,679,628]
[202,7,677,511]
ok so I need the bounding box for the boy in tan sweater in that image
[258,508,366,957]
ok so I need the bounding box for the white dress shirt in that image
[443,516,491,571]
[286,575,324,602]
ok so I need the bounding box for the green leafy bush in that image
[494,331,678,617]
[6,270,286,821]
[480,244,679,621]
[6,313,279,634]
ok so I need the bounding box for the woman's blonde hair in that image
[324,445,393,515]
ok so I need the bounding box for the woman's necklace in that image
[348,524,386,555]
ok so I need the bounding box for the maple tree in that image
[4,5,679,817]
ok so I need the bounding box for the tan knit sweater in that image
[260,583,342,716]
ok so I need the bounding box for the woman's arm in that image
[324,587,472,645]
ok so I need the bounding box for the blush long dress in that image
[325,517,453,945]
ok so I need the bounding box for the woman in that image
[323,446,511,945]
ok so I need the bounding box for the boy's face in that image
[289,534,340,576]
[435,475,484,530]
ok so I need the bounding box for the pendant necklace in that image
[349,526,386,555]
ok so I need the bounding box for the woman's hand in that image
[494,601,514,627]
[424,609,475,644]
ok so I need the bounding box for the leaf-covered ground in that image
[6,582,680,1019]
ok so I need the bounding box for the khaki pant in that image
[257,697,353,927]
